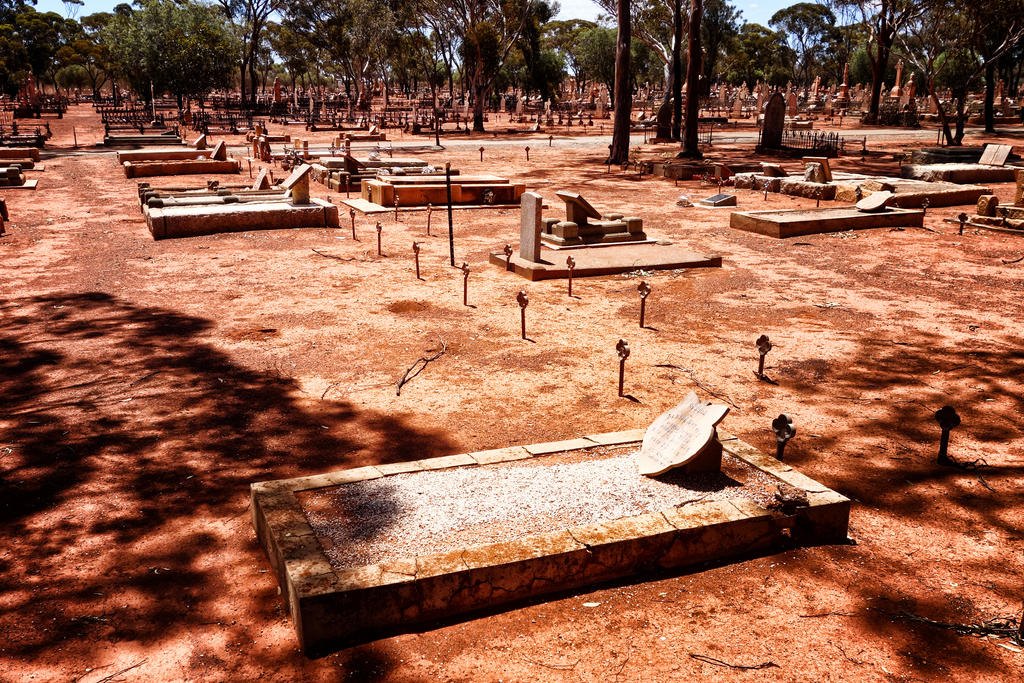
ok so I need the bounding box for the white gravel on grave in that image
[300,451,774,568]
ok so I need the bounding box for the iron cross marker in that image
[503,243,513,271]
[566,255,576,296]
[517,290,529,340]
[349,207,357,240]
[772,414,796,461]
[756,334,772,378]
[616,339,630,397]
[376,221,382,256]
[637,281,652,328]
[461,262,470,306]
[413,241,421,280]
[934,406,960,464]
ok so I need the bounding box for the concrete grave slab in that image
[490,243,722,280]
[251,430,851,655]
[730,206,924,238]
[697,193,737,207]
[856,190,893,212]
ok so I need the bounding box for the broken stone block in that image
[760,163,787,178]
[976,194,999,217]
[804,162,828,184]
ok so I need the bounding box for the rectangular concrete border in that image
[730,207,924,238]
[251,430,850,656]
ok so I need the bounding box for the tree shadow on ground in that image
[0,292,457,674]
[751,329,1024,675]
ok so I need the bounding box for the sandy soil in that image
[2,104,1023,681]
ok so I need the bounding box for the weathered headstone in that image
[976,194,999,216]
[802,156,833,182]
[635,392,729,476]
[978,144,1012,167]
[556,190,602,224]
[804,163,828,184]
[761,163,788,178]
[655,98,672,139]
[761,93,785,149]
[281,163,312,204]
[856,190,893,213]
[519,191,543,262]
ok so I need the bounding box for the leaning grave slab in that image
[902,144,1022,184]
[144,164,339,239]
[122,141,241,179]
[489,191,721,280]
[252,412,850,655]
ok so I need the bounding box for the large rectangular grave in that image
[730,206,925,238]
[252,430,849,655]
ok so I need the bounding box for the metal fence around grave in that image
[758,128,852,155]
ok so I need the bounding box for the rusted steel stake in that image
[394,193,400,222]
[517,290,529,340]
[426,203,432,236]
[413,242,421,280]
[376,222,382,256]
[958,212,967,236]
[461,262,470,306]
[637,281,651,328]
[616,339,630,397]
[349,207,357,240]
[525,146,530,161]
[756,334,772,377]
[479,146,484,161]
[934,406,960,464]
[566,256,575,296]
[772,414,796,461]
[503,243,513,271]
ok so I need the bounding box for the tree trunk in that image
[953,88,966,144]
[670,0,683,140]
[866,40,889,123]
[608,0,632,164]
[983,62,996,133]
[679,0,702,158]
[473,83,486,132]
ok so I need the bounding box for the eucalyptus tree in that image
[216,0,281,106]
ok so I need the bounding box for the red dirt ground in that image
[2,105,1023,681]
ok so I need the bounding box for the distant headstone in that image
[655,98,672,139]
[698,193,737,207]
[519,191,543,263]
[856,190,893,212]
[210,140,227,161]
[191,134,207,150]
[804,162,828,184]
[761,93,785,149]
[635,392,729,476]
[252,168,270,190]
[978,144,1012,167]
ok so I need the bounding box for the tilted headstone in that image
[978,144,1012,167]
[281,163,312,204]
[519,191,543,263]
[856,190,893,212]
[252,168,271,190]
[210,140,227,161]
[555,190,601,224]
[635,392,729,476]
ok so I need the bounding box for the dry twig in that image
[895,609,1023,645]
[94,659,147,683]
[1001,255,1024,264]
[396,339,448,395]
[654,364,740,409]
[688,654,778,670]
[310,248,356,261]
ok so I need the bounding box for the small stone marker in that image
[761,163,787,178]
[616,339,630,397]
[376,221,382,256]
[519,192,543,263]
[698,193,737,207]
[976,195,998,217]
[413,241,421,279]
[637,281,651,327]
[756,334,772,378]
[635,392,730,476]
[210,140,228,161]
[802,156,833,181]
[192,133,207,150]
[934,405,960,464]
[978,143,1012,167]
[856,190,893,213]
[772,414,796,461]
[461,262,470,306]
[503,243,513,271]
[517,290,529,340]
[349,207,357,240]
[252,168,270,190]
[566,255,576,296]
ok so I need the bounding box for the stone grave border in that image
[251,429,850,656]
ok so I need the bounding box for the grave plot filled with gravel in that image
[298,447,779,569]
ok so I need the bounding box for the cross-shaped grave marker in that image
[637,281,652,328]
[616,339,630,397]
